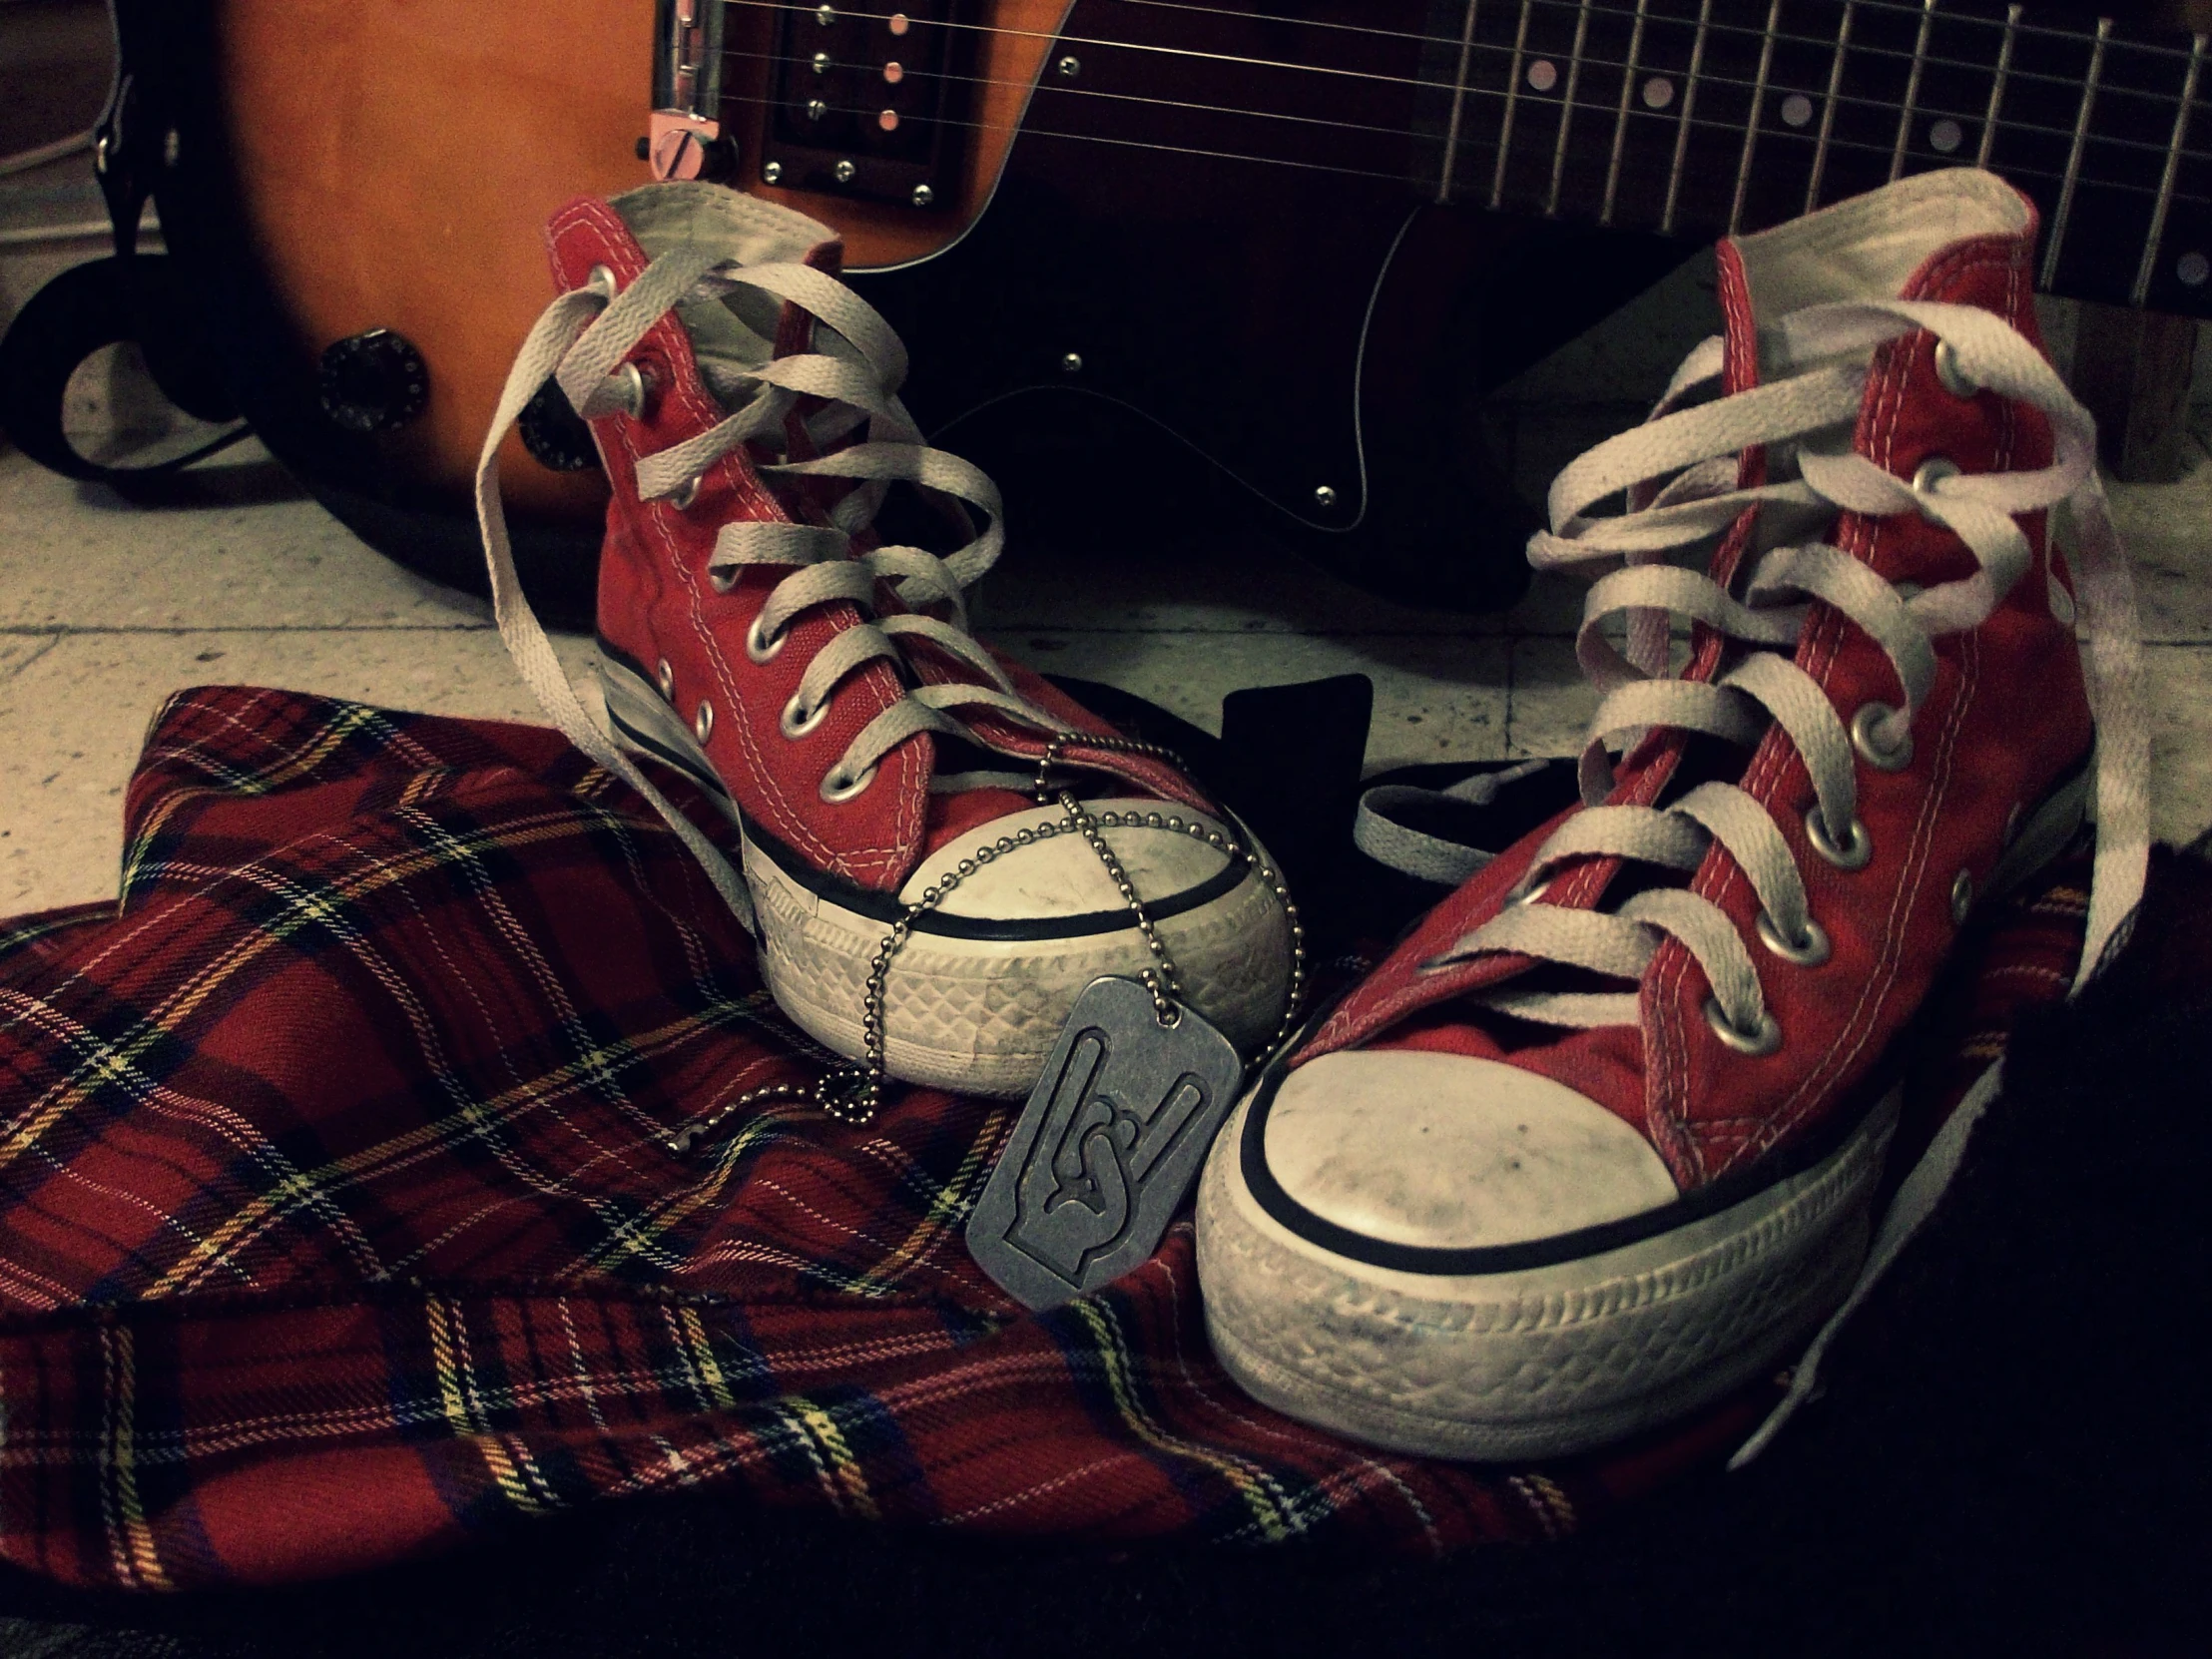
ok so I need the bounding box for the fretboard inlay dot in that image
[1782,94,1814,130]
[1642,76,1674,112]
[1527,60,1558,95]
[1930,119,1964,156]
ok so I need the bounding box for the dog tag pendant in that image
[966,975,1246,1312]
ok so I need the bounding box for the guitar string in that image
[1111,0,2206,90]
[734,39,2207,168]
[708,81,2194,212]
[725,0,2212,80]
[723,42,2212,179]
[723,1,2212,166]
[1108,0,2208,68]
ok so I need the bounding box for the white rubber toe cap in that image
[894,799,1239,922]
[1263,1050,1680,1250]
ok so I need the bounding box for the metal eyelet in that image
[655,658,674,699]
[1911,456,1960,498]
[668,475,701,512]
[586,264,619,298]
[609,361,647,419]
[746,613,786,664]
[1510,876,1552,906]
[1933,338,1980,399]
[1756,910,1832,968]
[1706,997,1783,1057]
[1850,702,1914,773]
[820,763,878,804]
[780,691,829,741]
[1806,804,1874,871]
[709,566,738,595]
[2002,803,2023,846]
[694,701,715,745]
[1950,869,1974,925]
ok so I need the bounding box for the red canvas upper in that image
[1300,198,2089,1191]
[545,198,1207,893]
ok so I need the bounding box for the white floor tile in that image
[4,387,2212,918]
[0,447,489,631]
[2108,456,2212,646]
[2148,644,2212,847]
[1504,639,1598,761]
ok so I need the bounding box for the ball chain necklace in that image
[665,732,1306,1153]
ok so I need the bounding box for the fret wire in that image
[1808,2,1856,212]
[1975,3,2020,171]
[733,39,2212,183]
[732,19,2212,174]
[1581,6,2192,102]
[2134,31,2206,305]
[1889,0,1937,184]
[1663,0,1715,236]
[785,0,2209,76]
[931,0,2212,97]
[1436,0,1482,206]
[1750,37,2193,111]
[2040,18,2110,290]
[1489,0,1537,211]
[1820,0,2188,63]
[1546,0,1598,216]
[725,81,2200,212]
[1600,0,1651,227]
[1728,0,1784,236]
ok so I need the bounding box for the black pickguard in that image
[841,0,1694,610]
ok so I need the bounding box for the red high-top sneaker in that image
[1196,169,2148,1459]
[474,183,1296,1105]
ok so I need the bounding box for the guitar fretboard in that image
[1420,0,2209,311]
[714,0,2212,315]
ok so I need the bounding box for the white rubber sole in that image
[1195,1080,1899,1461]
[601,654,1293,1097]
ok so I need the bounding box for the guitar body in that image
[119,0,1694,620]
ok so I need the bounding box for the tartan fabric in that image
[0,687,2086,1591]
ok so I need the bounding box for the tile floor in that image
[3,419,2210,916]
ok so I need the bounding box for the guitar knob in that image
[516,379,599,472]
[316,327,428,434]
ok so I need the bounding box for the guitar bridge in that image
[759,2,975,209]
[650,0,731,182]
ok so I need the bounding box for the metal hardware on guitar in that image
[753,0,973,206]
[650,0,732,182]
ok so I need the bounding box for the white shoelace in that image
[1428,299,2148,1040]
[1417,299,2147,1468]
[475,247,1076,930]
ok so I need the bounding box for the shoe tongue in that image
[1721,167,2031,384]
[605,181,843,404]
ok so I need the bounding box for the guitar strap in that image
[0,69,250,488]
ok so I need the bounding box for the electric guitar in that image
[93,0,2212,621]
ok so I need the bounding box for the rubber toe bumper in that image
[1196,1050,1897,1459]
[747,799,1294,1096]
[601,651,1293,1097]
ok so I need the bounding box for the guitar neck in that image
[720,0,2210,317]
[1425,0,2211,314]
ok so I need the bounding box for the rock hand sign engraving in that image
[967,976,1245,1311]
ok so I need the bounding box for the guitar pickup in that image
[760,2,975,208]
